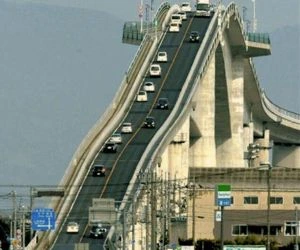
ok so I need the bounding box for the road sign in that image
[215,184,231,207]
[31,208,56,231]
[216,211,222,222]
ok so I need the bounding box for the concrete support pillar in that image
[190,54,216,168]
[257,129,271,165]
[216,54,244,167]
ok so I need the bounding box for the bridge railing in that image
[246,32,271,44]
[261,90,300,121]
[248,58,300,124]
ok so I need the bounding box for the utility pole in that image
[151,171,157,249]
[12,191,17,240]
[192,182,195,244]
[296,207,299,250]
[145,173,150,250]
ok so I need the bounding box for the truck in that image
[195,0,211,17]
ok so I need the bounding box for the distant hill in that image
[254,25,300,113]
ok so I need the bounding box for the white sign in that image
[215,211,222,222]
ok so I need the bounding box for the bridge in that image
[27,2,300,250]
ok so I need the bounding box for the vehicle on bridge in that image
[121,122,133,134]
[195,0,212,17]
[157,98,169,110]
[92,165,106,177]
[136,90,148,102]
[178,11,187,21]
[143,116,156,128]
[89,225,107,239]
[171,13,182,26]
[189,31,200,42]
[109,132,122,144]
[180,2,192,12]
[102,141,117,153]
[143,81,155,92]
[157,51,168,62]
[169,22,180,32]
[149,64,162,77]
[66,222,79,233]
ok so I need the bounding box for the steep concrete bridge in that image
[29,2,300,250]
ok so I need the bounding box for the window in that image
[231,196,234,205]
[284,221,300,236]
[244,196,258,204]
[294,197,300,204]
[232,225,248,236]
[270,196,283,204]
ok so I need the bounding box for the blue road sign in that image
[217,198,231,206]
[31,208,56,231]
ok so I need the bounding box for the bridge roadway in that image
[51,13,212,250]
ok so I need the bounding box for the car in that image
[143,81,155,92]
[180,2,192,12]
[171,14,182,26]
[66,222,79,233]
[157,98,169,109]
[109,132,122,144]
[169,22,180,32]
[89,225,107,239]
[189,31,200,42]
[157,51,168,62]
[102,141,117,153]
[136,90,148,102]
[121,122,133,134]
[92,164,106,177]
[143,116,156,128]
[178,11,187,21]
[149,64,161,77]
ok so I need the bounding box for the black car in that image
[189,31,200,42]
[102,142,117,153]
[143,116,156,128]
[157,98,169,109]
[92,165,106,177]
[89,225,107,239]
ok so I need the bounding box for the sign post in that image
[215,184,231,250]
[31,208,56,231]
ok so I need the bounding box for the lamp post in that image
[259,163,272,250]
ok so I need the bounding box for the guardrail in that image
[246,32,271,44]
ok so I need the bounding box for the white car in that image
[169,22,180,32]
[149,64,162,77]
[109,132,122,144]
[178,11,187,21]
[180,2,192,12]
[136,90,148,102]
[171,14,182,26]
[121,122,133,134]
[66,222,79,233]
[157,51,168,62]
[143,82,155,92]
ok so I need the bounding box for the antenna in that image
[251,0,257,32]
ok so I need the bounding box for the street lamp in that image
[259,162,272,250]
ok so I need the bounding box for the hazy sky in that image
[10,0,300,31]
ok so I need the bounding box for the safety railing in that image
[246,32,271,44]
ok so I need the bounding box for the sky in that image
[0,0,299,211]
[9,0,300,31]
